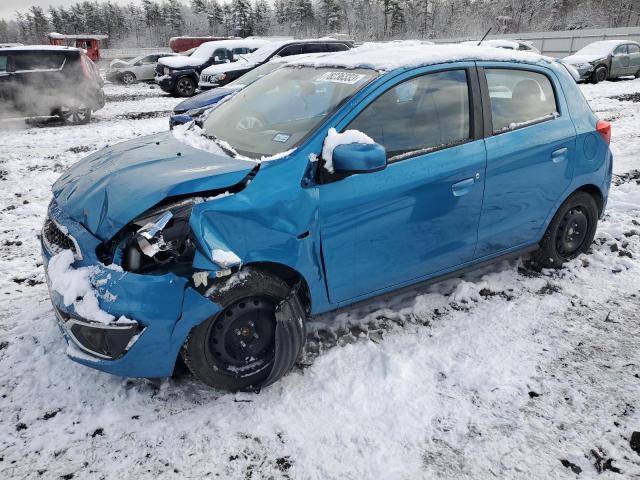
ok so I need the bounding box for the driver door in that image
[318,67,487,303]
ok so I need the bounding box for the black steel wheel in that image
[174,76,196,97]
[206,296,276,377]
[531,191,599,269]
[182,268,307,391]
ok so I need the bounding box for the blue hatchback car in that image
[42,44,612,391]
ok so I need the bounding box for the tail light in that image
[596,120,611,145]
[80,55,93,81]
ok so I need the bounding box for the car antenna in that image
[477,27,492,46]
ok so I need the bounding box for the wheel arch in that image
[244,261,312,313]
[574,183,604,216]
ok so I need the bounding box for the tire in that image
[121,72,136,85]
[591,65,608,84]
[58,101,92,125]
[174,76,196,97]
[530,191,599,269]
[182,268,306,391]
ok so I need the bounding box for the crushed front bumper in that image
[41,200,221,378]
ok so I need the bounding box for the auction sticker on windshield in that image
[316,71,366,84]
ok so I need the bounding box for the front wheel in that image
[591,66,608,84]
[174,76,196,97]
[121,72,136,85]
[182,269,306,391]
[530,191,599,269]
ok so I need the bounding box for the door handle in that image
[551,147,568,163]
[451,177,475,197]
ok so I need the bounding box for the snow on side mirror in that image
[321,127,386,175]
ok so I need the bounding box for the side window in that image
[303,43,327,54]
[213,49,232,62]
[627,44,640,54]
[0,55,7,72]
[277,44,303,57]
[485,69,558,133]
[348,69,471,160]
[325,43,349,52]
[614,44,628,55]
[12,53,65,71]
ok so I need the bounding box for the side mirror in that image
[332,142,387,174]
[134,61,142,66]
[214,56,221,62]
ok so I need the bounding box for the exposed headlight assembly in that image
[215,73,227,81]
[123,198,197,272]
[164,67,170,75]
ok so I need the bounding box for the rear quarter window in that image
[0,55,7,72]
[485,68,558,133]
[12,53,66,71]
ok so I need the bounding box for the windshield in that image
[227,61,283,87]
[202,66,377,158]
[243,43,282,64]
[575,42,617,56]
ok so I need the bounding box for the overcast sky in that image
[1,0,151,20]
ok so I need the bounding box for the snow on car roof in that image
[289,41,549,72]
[0,45,83,53]
[462,39,521,49]
[191,39,271,59]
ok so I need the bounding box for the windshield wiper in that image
[203,133,237,158]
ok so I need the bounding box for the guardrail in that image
[434,26,640,58]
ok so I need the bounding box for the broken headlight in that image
[123,198,197,273]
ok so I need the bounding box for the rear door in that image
[476,64,576,258]
[627,43,640,76]
[611,44,630,76]
[319,65,486,302]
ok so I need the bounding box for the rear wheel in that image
[530,191,599,269]
[182,269,306,391]
[121,72,136,85]
[174,76,196,97]
[591,65,608,84]
[58,101,92,125]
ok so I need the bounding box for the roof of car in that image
[289,41,550,71]
[0,45,83,54]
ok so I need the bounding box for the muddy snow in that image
[0,79,639,479]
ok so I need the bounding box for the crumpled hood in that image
[564,53,606,65]
[174,85,243,113]
[159,55,206,69]
[53,132,256,241]
[109,58,130,69]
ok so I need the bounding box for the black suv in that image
[198,39,354,89]
[0,46,105,125]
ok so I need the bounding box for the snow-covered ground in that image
[0,79,639,479]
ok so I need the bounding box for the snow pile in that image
[290,41,550,72]
[212,248,242,267]
[47,250,128,325]
[321,127,375,173]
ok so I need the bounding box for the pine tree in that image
[318,0,342,33]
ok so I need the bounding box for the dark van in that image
[0,46,105,125]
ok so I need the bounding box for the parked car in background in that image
[155,39,270,97]
[169,36,233,53]
[170,53,327,128]
[564,40,640,83]
[0,46,104,125]
[106,52,177,84]
[198,39,354,89]
[42,43,611,391]
[462,39,540,53]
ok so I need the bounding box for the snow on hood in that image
[290,41,549,71]
[52,132,256,240]
[563,53,607,65]
[109,58,130,68]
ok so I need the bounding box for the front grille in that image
[155,63,163,75]
[43,217,82,259]
[200,74,211,83]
